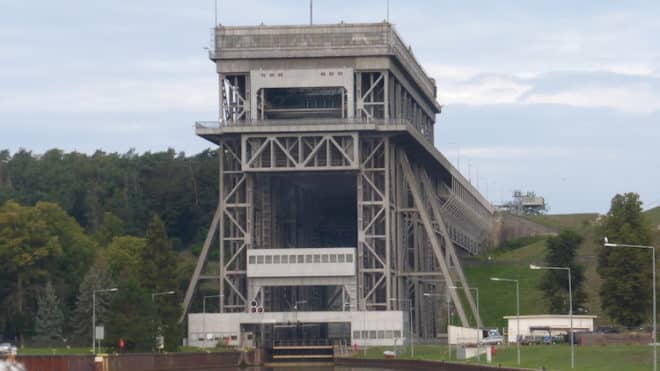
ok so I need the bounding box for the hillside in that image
[464,213,604,330]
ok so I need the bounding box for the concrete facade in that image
[504,315,597,343]
[189,310,405,347]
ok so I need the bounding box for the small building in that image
[504,314,597,343]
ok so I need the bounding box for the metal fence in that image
[195,117,413,129]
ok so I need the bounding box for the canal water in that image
[261,368,399,371]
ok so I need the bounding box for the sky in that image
[1,0,659,214]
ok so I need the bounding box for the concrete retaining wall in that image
[6,352,250,371]
[336,357,533,371]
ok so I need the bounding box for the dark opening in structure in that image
[260,87,346,120]
[254,173,357,249]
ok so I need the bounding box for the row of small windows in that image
[353,330,402,340]
[249,253,354,265]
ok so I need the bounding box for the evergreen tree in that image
[34,281,64,345]
[139,215,181,351]
[598,193,654,327]
[538,230,586,313]
[70,262,115,346]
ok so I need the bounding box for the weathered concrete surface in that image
[335,357,534,371]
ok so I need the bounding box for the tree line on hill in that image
[0,148,220,350]
[535,192,655,328]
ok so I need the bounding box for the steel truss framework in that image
[182,132,486,332]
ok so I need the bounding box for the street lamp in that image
[390,298,414,357]
[491,277,520,366]
[424,292,449,359]
[92,288,118,354]
[604,237,657,371]
[530,264,574,368]
[150,291,175,351]
[151,290,175,302]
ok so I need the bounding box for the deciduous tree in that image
[539,230,586,313]
[598,193,654,327]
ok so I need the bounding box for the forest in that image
[0,148,219,350]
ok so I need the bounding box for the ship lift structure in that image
[182,22,495,348]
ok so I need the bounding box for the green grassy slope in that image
[464,213,609,330]
[525,213,599,234]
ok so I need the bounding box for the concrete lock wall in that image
[189,310,405,347]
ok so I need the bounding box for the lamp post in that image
[150,291,175,351]
[424,292,449,359]
[604,237,656,371]
[530,264,574,368]
[491,277,520,366]
[390,298,414,357]
[151,290,175,302]
[92,288,118,354]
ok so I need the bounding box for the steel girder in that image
[242,133,358,171]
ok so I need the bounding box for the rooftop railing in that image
[209,23,436,100]
[195,117,412,129]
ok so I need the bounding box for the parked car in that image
[595,326,620,334]
[481,329,504,345]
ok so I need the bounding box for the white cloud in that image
[523,85,660,114]
[458,146,574,159]
[0,78,217,114]
[437,76,531,106]
[428,63,660,114]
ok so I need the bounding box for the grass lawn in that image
[352,344,655,371]
[351,344,448,360]
[469,344,653,371]
[16,346,235,355]
[525,213,599,234]
[17,347,96,355]
[463,257,548,329]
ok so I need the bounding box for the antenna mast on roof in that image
[214,0,218,26]
[309,0,313,25]
[387,0,390,23]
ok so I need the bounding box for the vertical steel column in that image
[218,141,225,312]
[384,137,392,310]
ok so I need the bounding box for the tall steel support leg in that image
[420,171,483,328]
[357,136,390,310]
[220,138,251,312]
[398,150,470,326]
